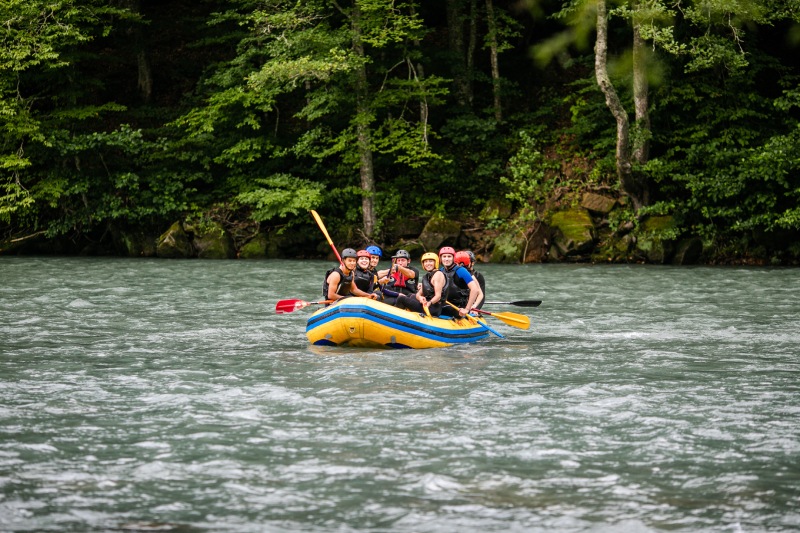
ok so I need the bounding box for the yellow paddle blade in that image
[489,311,530,330]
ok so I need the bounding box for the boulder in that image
[549,208,595,256]
[672,237,703,265]
[192,221,235,259]
[157,222,194,258]
[490,232,527,263]
[581,192,616,214]
[636,215,677,264]
[480,198,513,221]
[115,230,157,257]
[418,215,461,251]
[239,232,269,259]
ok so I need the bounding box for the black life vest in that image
[353,266,376,293]
[322,266,353,299]
[470,269,486,309]
[443,265,471,307]
[420,270,448,302]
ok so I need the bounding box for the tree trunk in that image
[467,0,477,106]
[632,14,650,165]
[352,5,376,238]
[485,0,502,122]
[446,0,472,107]
[594,0,647,211]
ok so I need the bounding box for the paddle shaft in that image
[470,307,530,329]
[445,301,503,338]
[311,210,343,265]
[485,300,541,307]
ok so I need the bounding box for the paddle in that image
[276,299,333,314]
[470,308,530,330]
[311,209,343,266]
[446,301,504,338]
[484,300,542,307]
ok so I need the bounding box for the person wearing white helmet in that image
[395,252,448,317]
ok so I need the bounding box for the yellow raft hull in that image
[306,298,491,349]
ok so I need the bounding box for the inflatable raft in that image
[306,298,491,349]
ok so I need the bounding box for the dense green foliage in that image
[2,0,799,261]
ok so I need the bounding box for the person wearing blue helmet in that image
[366,245,382,275]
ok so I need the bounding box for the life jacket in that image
[420,269,449,302]
[443,264,471,307]
[322,266,353,299]
[387,266,418,296]
[353,266,376,293]
[470,268,486,309]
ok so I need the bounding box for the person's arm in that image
[463,279,482,314]
[394,264,416,278]
[350,283,378,300]
[326,271,342,301]
[415,282,426,304]
[473,273,485,308]
[430,271,445,305]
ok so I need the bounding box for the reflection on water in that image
[1,258,799,532]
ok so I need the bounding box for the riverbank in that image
[2,193,799,266]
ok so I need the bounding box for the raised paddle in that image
[470,308,530,330]
[311,209,343,265]
[484,300,542,307]
[446,301,504,339]
[276,299,332,314]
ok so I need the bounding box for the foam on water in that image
[1,258,798,532]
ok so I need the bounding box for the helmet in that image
[392,249,410,260]
[341,248,358,259]
[467,250,477,265]
[454,251,471,268]
[438,246,456,257]
[366,245,382,257]
[356,249,371,258]
[421,252,439,270]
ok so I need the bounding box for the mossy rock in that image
[641,215,676,233]
[480,198,512,222]
[111,227,157,257]
[418,215,461,251]
[157,222,194,258]
[491,232,527,263]
[581,192,617,214]
[672,237,703,265]
[387,240,425,260]
[636,215,677,264]
[549,208,595,255]
[239,232,269,259]
[192,221,235,259]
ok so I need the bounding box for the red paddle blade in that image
[275,299,308,314]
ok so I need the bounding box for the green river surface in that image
[1,257,798,532]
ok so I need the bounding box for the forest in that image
[2,0,800,264]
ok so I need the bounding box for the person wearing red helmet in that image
[353,249,381,298]
[438,246,483,318]
[395,252,448,317]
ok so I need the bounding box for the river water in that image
[1,257,798,532]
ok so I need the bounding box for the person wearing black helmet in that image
[323,248,379,302]
[377,249,418,305]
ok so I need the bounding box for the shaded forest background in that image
[2,0,800,264]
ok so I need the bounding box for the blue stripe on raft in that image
[306,303,488,344]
